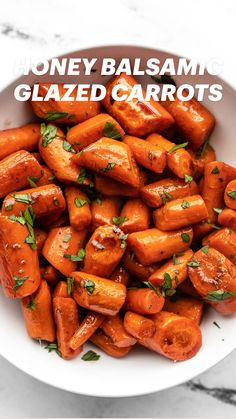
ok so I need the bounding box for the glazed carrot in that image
[123,135,166,173]
[139,311,202,361]
[90,330,132,358]
[101,315,137,348]
[94,174,140,197]
[148,249,193,288]
[164,296,204,324]
[110,265,130,286]
[53,296,81,359]
[75,137,140,188]
[69,311,105,350]
[102,73,174,136]
[124,311,156,339]
[90,196,120,230]
[35,228,47,253]
[0,214,41,298]
[187,144,216,179]
[218,208,236,230]
[122,251,159,280]
[0,150,42,198]
[21,280,55,342]
[53,281,69,298]
[40,265,58,285]
[39,125,91,185]
[2,184,66,218]
[140,177,199,208]
[194,161,236,239]
[66,113,125,151]
[202,227,236,265]
[224,180,236,210]
[42,226,87,276]
[82,225,126,277]
[119,198,150,234]
[30,83,100,125]
[124,288,165,315]
[162,90,215,150]
[0,123,41,160]
[72,271,126,316]
[127,227,193,265]
[153,195,208,231]
[147,133,193,178]
[36,165,55,186]
[65,186,91,231]
[178,279,201,298]
[188,247,236,315]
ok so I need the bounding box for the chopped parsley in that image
[211,166,220,174]
[227,190,236,200]
[181,200,190,209]
[100,162,116,172]
[82,350,100,361]
[74,198,87,208]
[168,142,188,154]
[187,259,200,268]
[204,290,236,301]
[13,275,28,292]
[27,296,36,311]
[67,277,74,296]
[112,216,128,226]
[102,121,123,140]
[12,193,33,204]
[64,248,86,262]
[201,245,209,255]
[84,279,95,295]
[44,112,69,121]
[63,140,76,153]
[40,123,58,147]
[181,233,190,243]
[184,174,193,183]
[63,234,71,243]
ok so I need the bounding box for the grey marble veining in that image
[0,0,236,417]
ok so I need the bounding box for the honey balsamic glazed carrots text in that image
[0,72,235,362]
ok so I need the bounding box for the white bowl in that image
[0,45,236,398]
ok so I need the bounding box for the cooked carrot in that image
[188,247,236,314]
[70,311,105,350]
[123,135,166,173]
[36,165,55,186]
[30,83,100,124]
[101,315,136,348]
[35,228,47,253]
[41,212,69,230]
[82,225,126,277]
[202,227,236,265]
[0,214,41,298]
[65,186,91,231]
[53,296,81,359]
[0,123,41,160]
[90,330,132,358]
[110,265,130,286]
[140,177,199,208]
[53,281,69,298]
[164,296,204,324]
[124,311,156,339]
[162,90,215,150]
[224,180,236,210]
[21,280,55,341]
[122,250,159,280]
[2,184,66,218]
[75,137,140,188]
[94,174,140,197]
[153,195,208,231]
[0,150,42,198]
[40,265,58,285]
[147,133,193,178]
[187,144,216,179]
[148,249,193,288]
[124,288,165,315]
[39,125,91,185]
[72,271,126,316]
[139,311,202,361]
[194,161,236,239]
[119,198,150,234]
[66,113,125,151]
[102,73,174,136]
[127,227,193,266]
[31,152,43,163]
[42,226,87,276]
[218,208,236,230]
[90,196,120,230]
[178,279,201,298]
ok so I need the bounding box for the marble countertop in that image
[0,0,236,417]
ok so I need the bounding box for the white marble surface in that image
[0,0,236,417]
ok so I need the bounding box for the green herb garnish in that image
[227,190,236,200]
[84,279,95,295]
[27,296,36,311]
[181,200,190,209]
[211,166,220,174]
[63,234,71,243]
[201,245,209,255]
[75,198,87,208]
[184,174,193,183]
[118,233,128,249]
[67,277,74,296]
[13,275,28,291]
[168,142,188,154]
[44,343,61,357]
[100,162,116,172]
[112,216,128,226]
[44,112,69,121]
[187,259,200,268]
[5,204,13,211]
[82,350,100,361]
[213,208,223,214]
[12,193,33,204]
[205,290,236,301]
[181,233,190,243]
[27,176,39,187]
[102,121,123,140]
[40,123,58,147]
[63,140,76,153]
[64,248,86,262]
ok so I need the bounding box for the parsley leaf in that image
[5,204,13,211]
[211,165,220,174]
[181,200,190,209]
[64,248,86,262]
[184,174,193,183]
[63,140,76,153]
[12,193,33,204]
[159,190,173,205]
[187,259,200,268]
[82,350,100,361]
[168,142,188,154]
[118,233,128,249]
[67,277,74,296]
[63,234,71,243]
[102,121,123,140]
[227,190,236,200]
[204,290,236,301]
[100,162,116,172]
[44,342,61,357]
[181,233,190,243]
[44,112,69,121]
[27,296,36,311]
[13,275,28,291]
[112,216,128,226]
[40,123,58,147]
[84,279,95,295]
[213,207,223,214]
[77,168,87,185]
[91,240,105,250]
[201,245,209,255]
[27,176,39,188]
[74,198,87,208]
